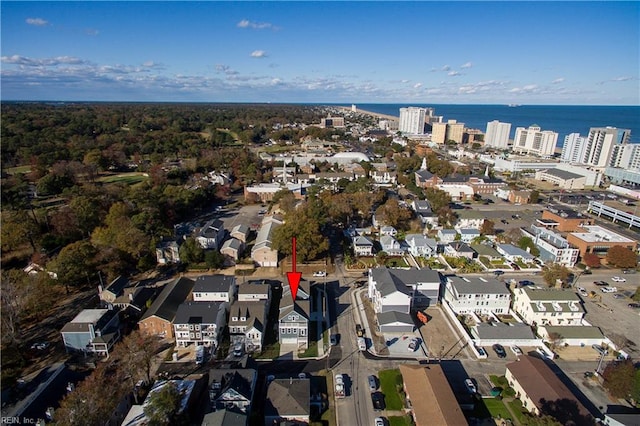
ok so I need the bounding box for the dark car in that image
[518,280,534,286]
[371,392,385,411]
[594,281,608,286]
[493,344,507,358]
[628,303,640,308]
[494,270,504,276]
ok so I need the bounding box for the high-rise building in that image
[431,120,465,144]
[513,125,558,157]
[609,143,640,172]
[485,120,511,149]
[582,127,631,168]
[399,107,427,134]
[560,133,587,163]
[431,122,447,144]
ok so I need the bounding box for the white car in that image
[577,287,588,297]
[601,286,618,293]
[374,418,385,426]
[313,271,327,277]
[611,276,626,283]
[464,378,477,394]
[510,345,523,356]
[334,374,344,385]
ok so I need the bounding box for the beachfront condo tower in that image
[513,125,558,157]
[399,107,427,135]
[485,120,512,149]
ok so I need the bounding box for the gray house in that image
[61,309,120,356]
[173,301,228,350]
[264,378,310,426]
[196,219,225,249]
[193,274,236,303]
[228,301,267,352]
[279,280,311,350]
[208,368,257,415]
[377,311,414,333]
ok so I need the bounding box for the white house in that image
[379,226,398,236]
[521,226,579,267]
[251,215,283,267]
[443,242,476,259]
[496,244,535,262]
[443,276,511,314]
[404,234,437,257]
[196,219,225,250]
[437,229,458,243]
[193,275,236,303]
[412,200,438,226]
[368,267,441,310]
[512,287,584,326]
[455,211,485,229]
[368,269,412,314]
[379,235,403,256]
[458,228,480,243]
[353,236,374,256]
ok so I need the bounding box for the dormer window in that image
[240,317,246,321]
[232,317,238,322]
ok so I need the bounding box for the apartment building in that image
[512,287,584,326]
[485,120,511,149]
[513,125,558,157]
[399,107,427,135]
[443,276,511,315]
[431,120,465,144]
[561,133,587,163]
[583,127,632,169]
[521,225,579,267]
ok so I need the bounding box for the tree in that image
[633,287,640,302]
[517,236,540,257]
[205,250,225,269]
[374,198,412,230]
[179,237,204,264]
[542,263,571,288]
[606,246,638,269]
[91,202,151,259]
[529,190,540,204]
[273,204,329,262]
[603,359,637,399]
[582,252,601,268]
[112,330,162,391]
[480,219,495,236]
[144,381,184,425]
[49,241,97,289]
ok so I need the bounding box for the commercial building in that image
[566,225,637,257]
[534,168,587,190]
[485,120,511,149]
[539,206,594,232]
[513,125,558,157]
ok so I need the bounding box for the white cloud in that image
[460,62,473,69]
[237,19,279,30]
[448,71,461,76]
[26,18,48,26]
[1,55,88,66]
[509,84,539,94]
[250,50,267,58]
[441,65,451,72]
[413,83,422,89]
[551,77,565,84]
[611,76,633,82]
[401,79,409,83]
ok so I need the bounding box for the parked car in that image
[601,286,617,293]
[368,375,378,391]
[371,392,385,410]
[622,269,637,274]
[628,303,640,308]
[519,280,534,286]
[334,374,344,386]
[510,345,523,356]
[464,378,477,394]
[374,418,385,426]
[476,346,487,357]
[577,287,588,297]
[493,344,507,358]
[613,294,624,299]
[313,271,327,277]
[593,281,608,286]
[30,342,50,351]
[494,270,504,276]
[329,334,339,346]
[611,276,626,283]
[408,337,419,351]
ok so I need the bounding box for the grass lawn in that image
[5,165,31,174]
[255,343,280,359]
[388,415,413,426]
[482,397,513,420]
[378,369,404,410]
[98,172,148,184]
[506,398,528,424]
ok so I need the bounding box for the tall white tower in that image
[399,107,427,135]
[485,120,511,149]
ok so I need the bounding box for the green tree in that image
[91,202,150,259]
[374,198,412,230]
[517,236,540,257]
[144,381,184,426]
[205,250,225,269]
[529,190,540,204]
[273,204,329,262]
[542,263,571,288]
[606,246,638,269]
[179,237,204,264]
[603,359,637,399]
[49,241,97,289]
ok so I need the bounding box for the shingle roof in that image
[174,301,227,324]
[140,277,194,322]
[506,356,590,418]
[541,168,583,180]
[265,378,310,418]
[541,325,603,339]
[399,364,468,426]
[377,311,413,326]
[448,276,509,295]
[194,275,236,293]
[201,409,247,426]
[208,368,256,401]
[475,323,535,340]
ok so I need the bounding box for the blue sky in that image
[1,1,638,104]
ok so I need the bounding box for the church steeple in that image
[420,156,427,170]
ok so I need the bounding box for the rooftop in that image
[570,225,636,243]
[194,274,236,293]
[448,276,510,295]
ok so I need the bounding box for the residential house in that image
[521,225,579,267]
[376,310,414,333]
[497,244,535,263]
[61,309,120,356]
[228,301,267,352]
[509,190,532,204]
[264,378,310,426]
[98,276,156,317]
[156,239,181,265]
[230,224,251,243]
[506,356,591,421]
[472,323,537,347]
[404,234,437,257]
[379,225,398,236]
[207,171,231,185]
[443,276,511,314]
[455,210,485,229]
[353,235,375,256]
[399,364,468,426]
[208,368,257,415]
[98,276,130,306]
[196,219,225,250]
[411,199,438,226]
[251,215,284,267]
[279,280,311,350]
[173,301,228,349]
[139,277,195,338]
[538,325,605,347]
[512,287,584,326]
[201,409,247,426]
[193,275,236,303]
[380,235,403,256]
[458,228,480,243]
[470,244,503,262]
[371,170,397,186]
[220,238,244,263]
[437,229,458,243]
[368,267,442,312]
[238,280,271,303]
[443,242,476,259]
[126,380,199,426]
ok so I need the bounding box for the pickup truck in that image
[357,337,366,351]
[355,324,364,337]
[334,374,345,398]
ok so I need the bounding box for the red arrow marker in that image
[286,237,302,302]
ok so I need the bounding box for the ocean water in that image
[333,104,640,146]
